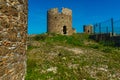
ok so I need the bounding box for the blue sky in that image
[28,0,120,34]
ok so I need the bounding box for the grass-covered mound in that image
[26,33,120,80]
[32,33,89,46]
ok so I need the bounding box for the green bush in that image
[88,44,99,49]
[102,47,112,53]
[34,34,47,41]
[27,45,34,50]
[99,41,115,47]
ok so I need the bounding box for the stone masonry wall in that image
[83,25,93,34]
[47,8,76,35]
[0,0,27,80]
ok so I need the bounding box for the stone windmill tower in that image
[47,8,76,35]
[83,25,93,34]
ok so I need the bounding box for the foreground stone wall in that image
[47,8,76,35]
[0,0,27,80]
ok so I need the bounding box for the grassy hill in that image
[25,33,120,80]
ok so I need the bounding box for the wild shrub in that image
[34,34,47,41]
[102,47,112,53]
[88,44,99,49]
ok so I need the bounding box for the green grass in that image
[26,33,120,80]
[32,33,90,47]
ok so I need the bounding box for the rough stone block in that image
[0,0,28,80]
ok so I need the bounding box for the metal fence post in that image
[106,26,108,34]
[94,24,96,34]
[111,18,114,36]
[99,23,101,34]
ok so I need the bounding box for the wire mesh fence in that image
[114,20,120,35]
[91,18,120,47]
[93,18,120,35]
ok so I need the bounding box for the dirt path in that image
[56,46,84,54]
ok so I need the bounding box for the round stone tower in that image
[47,8,75,35]
[83,25,93,34]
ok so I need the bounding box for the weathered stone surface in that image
[0,0,27,80]
[83,25,93,34]
[47,8,76,35]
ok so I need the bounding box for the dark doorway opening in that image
[63,26,67,34]
[88,30,90,33]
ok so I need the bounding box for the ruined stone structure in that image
[47,8,76,35]
[0,0,27,80]
[83,25,93,34]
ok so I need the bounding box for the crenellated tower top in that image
[47,8,72,16]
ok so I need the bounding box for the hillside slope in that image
[26,33,120,80]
